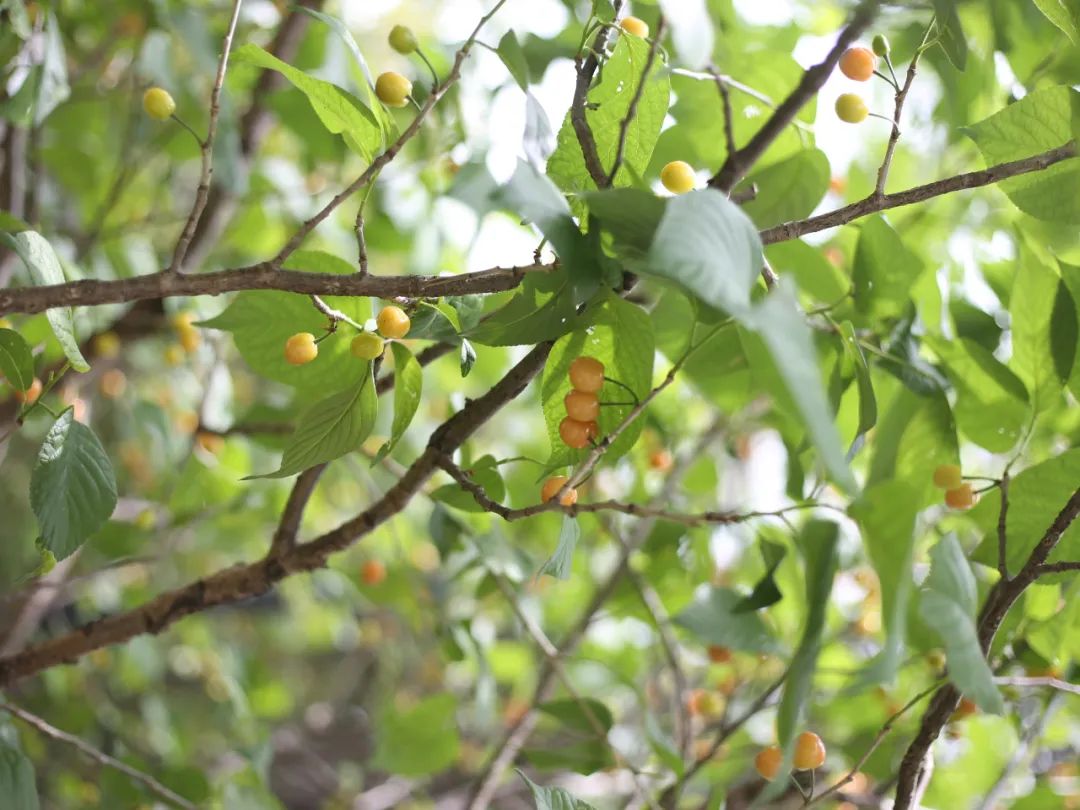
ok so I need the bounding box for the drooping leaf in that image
[932,0,968,70]
[1032,0,1080,43]
[919,535,1004,714]
[734,537,787,613]
[3,230,89,372]
[849,482,919,686]
[0,742,39,810]
[541,294,654,467]
[964,86,1080,222]
[231,43,382,161]
[466,270,583,347]
[373,694,460,776]
[540,516,580,580]
[537,698,613,735]
[517,771,598,810]
[30,409,118,560]
[776,520,840,746]
[837,320,877,444]
[1010,255,1071,412]
[674,587,782,653]
[852,216,925,321]
[373,342,423,463]
[496,30,531,91]
[0,328,34,391]
[252,367,377,479]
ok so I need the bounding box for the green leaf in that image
[373,694,460,776]
[496,30,531,91]
[498,161,598,295]
[3,230,89,372]
[765,239,849,305]
[30,409,118,561]
[231,43,382,161]
[253,367,377,479]
[466,270,583,347]
[838,321,877,443]
[643,189,762,315]
[738,149,830,230]
[674,587,782,653]
[517,771,598,810]
[1033,0,1080,43]
[932,0,968,70]
[547,33,668,193]
[584,188,667,260]
[0,328,34,391]
[919,535,1004,714]
[537,698,613,735]
[776,520,840,746]
[431,455,506,513]
[971,448,1080,573]
[459,338,477,378]
[0,741,39,810]
[964,86,1080,222]
[295,6,394,140]
[0,211,31,232]
[1010,255,1070,412]
[849,482,919,686]
[540,516,580,580]
[541,294,654,467]
[373,342,422,463]
[852,216,925,320]
[742,283,856,492]
[734,537,786,613]
[928,335,1029,452]
[201,251,370,391]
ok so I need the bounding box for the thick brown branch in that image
[571,4,623,188]
[708,1,878,192]
[893,487,1080,809]
[0,262,549,316]
[0,343,552,688]
[761,144,1078,245]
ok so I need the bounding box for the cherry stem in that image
[603,376,639,404]
[414,47,441,90]
[873,68,899,92]
[598,400,636,407]
[170,113,204,147]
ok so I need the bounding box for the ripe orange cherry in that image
[541,476,578,506]
[13,377,42,405]
[568,357,605,393]
[284,332,318,365]
[687,689,723,717]
[755,745,783,781]
[620,16,649,38]
[933,463,963,490]
[951,697,977,721]
[649,449,673,472]
[564,390,599,422]
[559,418,597,449]
[793,731,826,770]
[707,645,732,664]
[839,46,876,81]
[361,559,387,586]
[377,305,411,338]
[945,483,975,510]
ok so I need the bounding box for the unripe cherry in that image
[376,71,412,108]
[142,87,176,120]
[389,24,418,54]
[284,332,318,365]
[620,16,649,38]
[660,160,696,194]
[351,332,385,360]
[376,305,411,338]
[835,93,869,124]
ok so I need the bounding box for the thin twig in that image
[309,293,364,330]
[167,0,244,273]
[873,23,933,196]
[709,0,879,192]
[993,676,1080,696]
[707,64,738,178]
[608,16,666,185]
[1033,561,1080,575]
[806,682,940,806]
[0,700,198,809]
[997,471,1010,581]
[571,2,623,187]
[270,0,510,266]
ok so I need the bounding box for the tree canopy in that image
[1,0,1079,808]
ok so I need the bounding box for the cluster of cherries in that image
[283,305,411,366]
[834,36,890,124]
[934,463,975,509]
[559,357,605,449]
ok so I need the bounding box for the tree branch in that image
[1033,561,1080,575]
[892,487,1080,809]
[0,262,550,316]
[760,144,1077,245]
[571,3,623,188]
[167,0,244,273]
[873,25,930,196]
[0,700,198,809]
[0,342,553,688]
[270,0,510,265]
[708,0,878,192]
[268,463,326,556]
